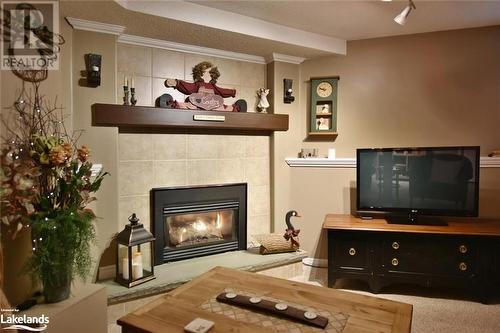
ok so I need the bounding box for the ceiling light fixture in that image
[394,0,416,25]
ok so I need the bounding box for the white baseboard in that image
[98,264,116,280]
[302,257,328,268]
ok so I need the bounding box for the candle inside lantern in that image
[122,257,129,279]
[118,247,128,274]
[132,252,143,279]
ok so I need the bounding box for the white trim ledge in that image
[66,17,125,35]
[285,157,500,169]
[118,34,266,64]
[481,157,500,168]
[285,158,355,168]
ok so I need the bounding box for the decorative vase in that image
[42,270,71,303]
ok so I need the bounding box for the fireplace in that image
[151,183,247,265]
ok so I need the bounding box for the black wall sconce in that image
[85,53,101,87]
[284,78,295,104]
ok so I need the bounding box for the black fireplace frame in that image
[151,183,247,265]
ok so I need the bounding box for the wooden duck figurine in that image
[283,210,301,247]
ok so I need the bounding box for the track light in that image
[394,0,416,25]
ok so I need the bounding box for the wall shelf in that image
[285,157,500,169]
[91,104,289,134]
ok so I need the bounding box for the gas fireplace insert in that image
[151,183,247,265]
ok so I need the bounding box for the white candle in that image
[132,263,143,279]
[118,248,127,274]
[132,252,143,279]
[122,257,129,279]
[124,76,128,87]
[131,77,135,89]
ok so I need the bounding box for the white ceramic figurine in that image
[257,88,270,113]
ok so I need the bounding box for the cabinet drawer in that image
[381,235,476,276]
[332,235,369,272]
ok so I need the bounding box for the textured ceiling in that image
[60,1,332,59]
[189,0,500,41]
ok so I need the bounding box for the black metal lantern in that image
[116,213,156,288]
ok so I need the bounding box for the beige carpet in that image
[288,266,500,333]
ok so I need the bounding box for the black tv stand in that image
[386,214,448,226]
[324,214,500,303]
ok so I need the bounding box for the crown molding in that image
[266,53,306,65]
[66,17,125,35]
[117,34,266,64]
[285,157,500,169]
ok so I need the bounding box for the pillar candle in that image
[132,263,143,280]
[122,257,129,279]
[132,252,143,279]
[118,248,128,274]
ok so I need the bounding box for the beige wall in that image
[273,26,500,259]
[115,45,271,243]
[71,30,119,271]
[269,61,302,231]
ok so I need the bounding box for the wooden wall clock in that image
[309,76,339,138]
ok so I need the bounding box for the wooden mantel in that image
[91,104,289,134]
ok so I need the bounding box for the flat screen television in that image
[356,146,480,225]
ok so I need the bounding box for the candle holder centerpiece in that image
[116,213,155,288]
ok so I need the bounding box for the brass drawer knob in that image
[348,248,356,256]
[459,245,468,254]
[391,258,399,266]
[459,262,468,271]
[392,242,400,250]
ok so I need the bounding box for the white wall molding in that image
[285,157,500,169]
[66,17,125,35]
[266,53,306,65]
[117,0,346,55]
[285,158,356,168]
[118,34,266,64]
[481,157,500,168]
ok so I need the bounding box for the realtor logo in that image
[1,0,62,70]
[1,309,49,332]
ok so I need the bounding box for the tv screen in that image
[357,146,480,221]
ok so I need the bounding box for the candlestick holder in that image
[130,87,137,106]
[123,86,130,105]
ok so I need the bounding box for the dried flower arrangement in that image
[0,76,107,303]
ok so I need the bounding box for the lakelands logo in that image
[1,309,49,332]
[1,0,62,70]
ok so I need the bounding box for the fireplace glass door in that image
[165,209,237,250]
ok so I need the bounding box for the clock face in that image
[316,82,333,98]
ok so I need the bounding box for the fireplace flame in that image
[216,213,221,229]
[167,210,233,247]
[193,219,208,231]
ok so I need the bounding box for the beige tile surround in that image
[116,44,270,239]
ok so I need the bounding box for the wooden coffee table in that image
[118,266,412,333]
